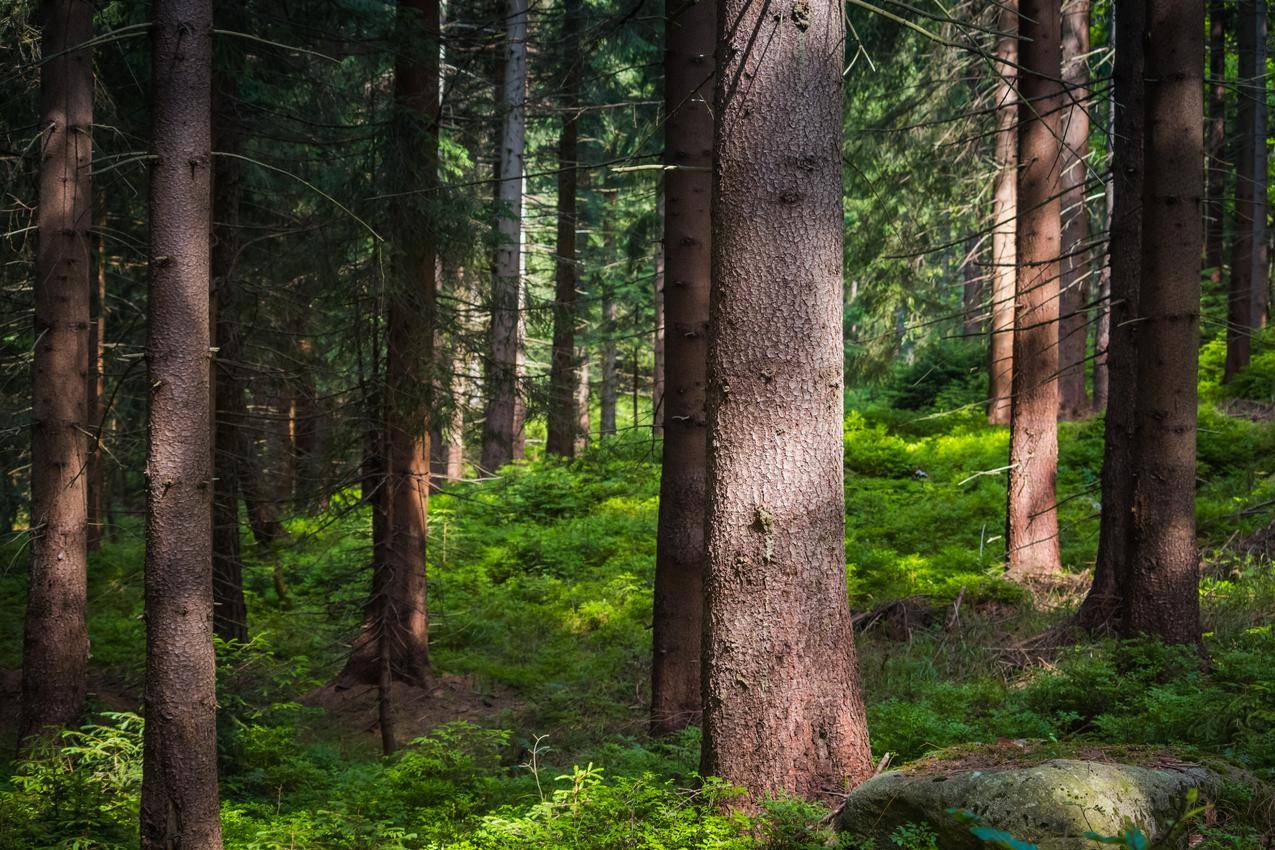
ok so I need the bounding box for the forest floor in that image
[1,337,1274,848]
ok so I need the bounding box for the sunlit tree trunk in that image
[22,0,94,743]
[987,1,1018,426]
[1058,0,1091,419]
[702,0,872,803]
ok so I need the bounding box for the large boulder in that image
[836,755,1219,849]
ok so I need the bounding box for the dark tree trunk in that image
[1206,0,1227,287]
[140,0,223,846]
[480,0,528,473]
[702,0,872,803]
[1254,0,1269,326]
[1058,0,1091,419]
[23,0,94,743]
[1075,0,1143,632]
[988,1,1018,426]
[1227,0,1265,379]
[211,3,249,642]
[547,0,580,458]
[339,0,439,690]
[1123,0,1204,645]
[650,0,713,736]
[1005,0,1064,577]
[87,224,106,551]
[600,293,618,436]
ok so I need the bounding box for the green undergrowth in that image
[1,379,1273,847]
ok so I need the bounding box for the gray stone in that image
[836,758,1219,849]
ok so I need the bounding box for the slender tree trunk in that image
[141,1,222,845]
[575,354,590,453]
[1058,0,1091,419]
[1206,0,1227,286]
[1252,0,1269,326]
[1005,0,1064,577]
[600,293,618,436]
[339,0,439,689]
[23,0,94,743]
[652,192,666,434]
[481,0,528,472]
[1123,0,1204,645]
[1092,17,1116,415]
[547,0,580,458]
[651,0,713,736]
[87,225,106,551]
[1227,0,1263,379]
[1075,0,1143,631]
[211,9,249,641]
[988,2,1018,426]
[702,0,872,803]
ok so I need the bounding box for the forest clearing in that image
[2,0,1275,847]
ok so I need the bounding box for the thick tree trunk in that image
[87,226,106,551]
[141,1,223,846]
[702,0,872,803]
[1005,0,1064,577]
[600,294,618,436]
[211,9,249,642]
[339,0,439,689]
[1206,0,1227,286]
[1227,0,1265,379]
[546,0,580,458]
[23,0,94,743]
[988,2,1018,426]
[1123,0,1203,645]
[480,0,528,472]
[1075,0,1143,632]
[650,0,713,736]
[1058,0,1091,419]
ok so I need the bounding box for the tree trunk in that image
[1205,0,1227,287]
[575,354,590,453]
[1058,0,1091,419]
[1005,0,1064,577]
[600,293,618,436]
[987,1,1018,426]
[23,0,94,743]
[480,0,528,472]
[652,192,666,434]
[141,1,223,846]
[651,0,713,736]
[1092,18,1117,416]
[702,0,872,803]
[211,13,249,642]
[87,225,106,551]
[547,0,580,458]
[961,235,983,337]
[1123,0,1203,645]
[1075,0,1143,632]
[1252,0,1269,327]
[339,0,439,689]
[1227,0,1264,379]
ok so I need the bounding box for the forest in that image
[1,0,1274,846]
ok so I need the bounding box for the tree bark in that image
[23,0,94,743]
[1058,0,1091,419]
[575,354,590,453]
[1005,0,1064,577]
[650,0,713,736]
[702,0,872,803]
[600,292,618,436]
[1123,0,1203,645]
[140,0,223,845]
[480,0,528,472]
[1227,0,1265,379]
[339,0,439,689]
[211,4,249,642]
[1205,0,1227,287]
[652,191,666,435]
[988,2,1018,426]
[1075,0,1143,632]
[547,0,580,458]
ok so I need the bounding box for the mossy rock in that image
[836,757,1219,849]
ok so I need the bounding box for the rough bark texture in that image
[339,0,439,689]
[988,2,1018,426]
[480,0,528,472]
[1075,0,1143,632]
[140,1,223,846]
[1205,0,1227,287]
[1005,0,1064,577]
[546,0,579,458]
[1057,0,1091,419]
[1227,0,1262,380]
[702,0,872,803]
[211,3,249,642]
[23,0,94,743]
[650,0,713,737]
[1123,0,1203,645]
